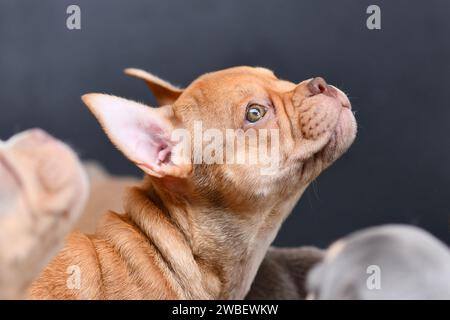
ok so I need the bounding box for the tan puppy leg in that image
[0,129,88,299]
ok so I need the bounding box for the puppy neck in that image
[123,174,307,299]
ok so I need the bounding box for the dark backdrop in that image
[1,0,449,247]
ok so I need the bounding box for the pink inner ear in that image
[126,121,173,169]
[157,145,172,164]
[84,94,175,172]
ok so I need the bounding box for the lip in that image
[327,85,351,109]
[0,153,23,188]
[339,100,351,110]
[339,95,351,109]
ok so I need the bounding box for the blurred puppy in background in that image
[307,225,450,299]
[0,129,88,299]
[77,161,138,234]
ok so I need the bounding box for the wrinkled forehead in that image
[180,67,296,106]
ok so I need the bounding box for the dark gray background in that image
[0,0,449,247]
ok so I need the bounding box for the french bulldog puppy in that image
[30,66,356,299]
[0,129,88,299]
[307,225,450,299]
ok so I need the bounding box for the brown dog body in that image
[31,180,220,299]
[30,66,356,299]
[70,161,324,299]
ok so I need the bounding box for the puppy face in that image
[83,66,356,211]
[0,129,88,259]
[175,67,356,208]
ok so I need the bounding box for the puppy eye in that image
[246,104,267,123]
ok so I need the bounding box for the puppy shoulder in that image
[28,231,104,299]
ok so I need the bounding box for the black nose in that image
[307,77,328,95]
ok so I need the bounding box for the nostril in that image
[307,77,328,96]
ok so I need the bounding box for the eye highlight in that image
[246,104,267,123]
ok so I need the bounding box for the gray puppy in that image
[307,225,450,299]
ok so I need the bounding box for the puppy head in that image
[83,66,356,210]
[0,129,88,297]
[0,129,88,219]
[306,225,450,299]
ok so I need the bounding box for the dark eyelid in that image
[246,103,266,111]
[246,99,272,110]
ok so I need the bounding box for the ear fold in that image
[124,68,183,105]
[81,93,191,178]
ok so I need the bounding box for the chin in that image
[321,108,357,165]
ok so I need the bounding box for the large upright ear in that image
[124,68,183,105]
[81,94,191,178]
